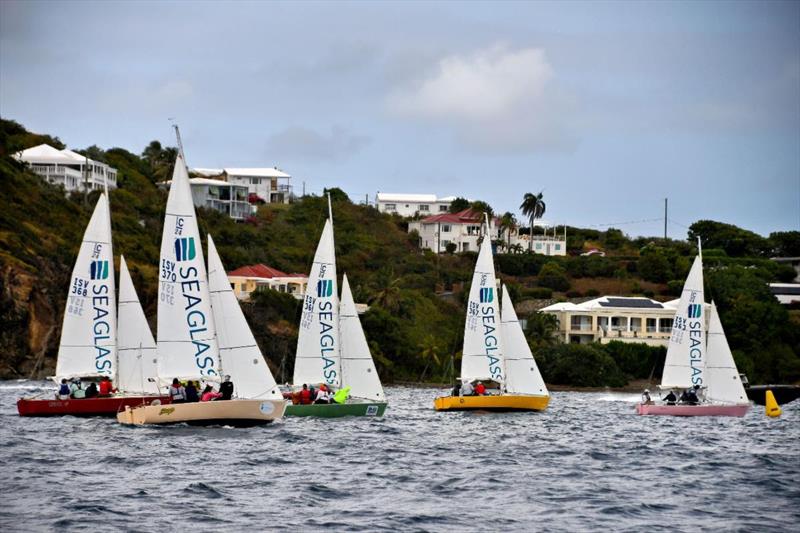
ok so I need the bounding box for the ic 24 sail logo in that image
[317,279,333,298]
[174,237,196,262]
[687,303,702,318]
[479,287,494,303]
[90,260,109,280]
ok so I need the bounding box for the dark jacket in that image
[220,381,234,401]
[185,384,199,403]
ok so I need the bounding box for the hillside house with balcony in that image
[14,144,118,192]
[193,167,292,204]
[376,193,456,218]
[159,177,252,221]
[540,296,683,346]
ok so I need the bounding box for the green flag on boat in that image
[333,386,351,404]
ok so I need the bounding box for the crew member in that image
[169,378,186,403]
[98,376,116,396]
[663,390,677,405]
[201,384,222,402]
[299,384,312,404]
[219,375,234,401]
[70,379,86,399]
[460,380,474,396]
[185,380,200,402]
[474,381,487,395]
[642,389,653,404]
[57,379,70,400]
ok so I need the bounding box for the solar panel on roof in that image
[598,298,664,309]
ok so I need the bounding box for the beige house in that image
[540,296,681,347]
[227,264,308,300]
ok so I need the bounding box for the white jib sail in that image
[294,218,340,387]
[705,302,747,404]
[156,155,220,386]
[461,235,505,384]
[116,255,160,394]
[207,235,281,400]
[500,286,548,396]
[660,254,705,389]
[56,192,116,381]
[339,274,385,401]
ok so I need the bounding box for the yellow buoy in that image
[765,389,782,418]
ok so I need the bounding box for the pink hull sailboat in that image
[636,403,749,417]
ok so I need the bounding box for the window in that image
[441,224,451,233]
[419,204,429,212]
[438,205,448,212]
[555,244,561,250]
[659,318,674,333]
[536,243,543,250]
[251,178,260,185]
[385,203,396,211]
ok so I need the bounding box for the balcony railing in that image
[206,199,251,220]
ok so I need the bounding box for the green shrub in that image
[537,262,570,291]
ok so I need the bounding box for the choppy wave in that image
[1,383,799,531]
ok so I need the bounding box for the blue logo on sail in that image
[317,279,333,298]
[90,260,109,280]
[174,237,196,262]
[687,303,702,318]
[479,287,494,303]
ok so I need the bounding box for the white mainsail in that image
[207,235,282,400]
[461,233,505,383]
[339,274,385,401]
[56,193,117,381]
[116,256,160,394]
[500,286,548,396]
[293,219,341,387]
[660,254,705,389]
[705,302,748,405]
[156,155,220,385]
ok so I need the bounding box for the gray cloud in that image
[265,125,370,162]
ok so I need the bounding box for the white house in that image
[14,144,118,192]
[192,167,292,204]
[409,208,567,255]
[376,193,456,217]
[540,296,682,346]
[160,177,252,221]
[769,283,800,305]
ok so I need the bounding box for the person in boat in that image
[685,386,700,406]
[451,381,460,397]
[201,384,222,402]
[70,379,85,399]
[184,380,200,403]
[642,389,653,405]
[219,375,234,401]
[663,390,677,405]
[169,378,186,404]
[460,380,475,396]
[474,381,487,396]
[84,382,99,398]
[98,376,116,397]
[679,389,691,404]
[299,384,313,405]
[314,384,332,404]
[57,379,70,400]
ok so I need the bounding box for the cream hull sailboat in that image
[435,219,549,412]
[118,151,284,426]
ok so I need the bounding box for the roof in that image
[192,168,224,177]
[159,177,248,187]
[418,208,499,225]
[377,193,438,203]
[228,264,307,279]
[541,296,677,313]
[770,283,800,295]
[224,167,291,178]
[14,144,102,166]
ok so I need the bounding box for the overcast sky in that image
[1,0,798,238]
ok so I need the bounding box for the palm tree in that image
[417,335,442,382]
[368,266,402,313]
[520,192,546,252]
[499,211,517,251]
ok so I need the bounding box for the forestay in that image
[461,234,505,384]
[660,254,705,389]
[207,235,281,400]
[294,219,341,387]
[56,193,117,381]
[500,286,548,396]
[705,302,747,405]
[116,256,160,394]
[339,274,385,401]
[156,155,220,385]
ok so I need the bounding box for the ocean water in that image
[1,381,798,532]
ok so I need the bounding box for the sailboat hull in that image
[285,401,386,417]
[117,399,286,427]
[434,394,550,412]
[636,403,749,417]
[17,395,170,417]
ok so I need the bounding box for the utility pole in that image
[302,181,306,197]
[664,198,668,240]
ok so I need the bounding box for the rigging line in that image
[585,217,663,228]
[668,218,691,229]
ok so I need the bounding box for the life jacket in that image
[99,380,113,395]
[169,385,185,401]
[300,389,312,404]
[58,384,70,396]
[333,386,351,404]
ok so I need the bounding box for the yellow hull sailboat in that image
[434,214,549,413]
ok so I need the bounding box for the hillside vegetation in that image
[1,118,798,386]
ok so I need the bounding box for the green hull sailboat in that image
[284,197,387,418]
